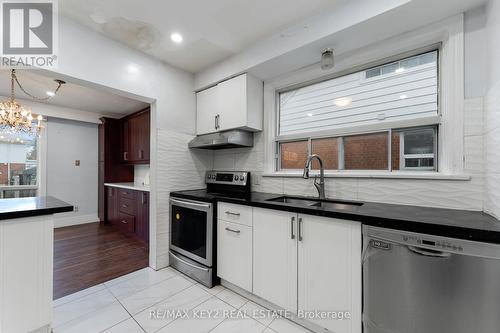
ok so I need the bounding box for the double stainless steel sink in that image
[266,196,363,209]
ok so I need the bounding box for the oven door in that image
[169,198,213,266]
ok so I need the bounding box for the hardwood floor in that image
[54,222,149,299]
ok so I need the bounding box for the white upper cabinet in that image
[196,85,219,135]
[196,73,263,135]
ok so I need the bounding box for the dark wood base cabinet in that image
[106,186,149,243]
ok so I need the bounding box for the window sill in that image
[262,171,471,181]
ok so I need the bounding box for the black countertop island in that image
[0,196,73,220]
[171,189,500,244]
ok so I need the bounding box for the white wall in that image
[484,0,500,218]
[210,11,486,211]
[464,6,488,98]
[49,16,206,269]
[46,117,99,227]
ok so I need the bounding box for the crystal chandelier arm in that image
[12,70,65,101]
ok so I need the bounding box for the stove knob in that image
[234,175,239,181]
[240,176,245,181]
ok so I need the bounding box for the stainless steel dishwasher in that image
[363,225,500,333]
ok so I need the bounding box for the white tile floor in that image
[53,267,313,333]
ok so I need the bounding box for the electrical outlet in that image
[253,174,261,185]
[74,206,79,212]
[75,160,80,166]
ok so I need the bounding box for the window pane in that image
[381,62,399,75]
[392,127,436,171]
[365,68,380,78]
[344,133,388,170]
[311,138,338,170]
[279,50,438,136]
[0,130,38,186]
[403,128,434,155]
[405,158,434,168]
[3,188,37,198]
[280,140,308,169]
[0,163,7,185]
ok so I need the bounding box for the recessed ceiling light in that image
[307,113,313,117]
[170,33,183,43]
[395,67,405,73]
[400,94,408,99]
[46,91,55,97]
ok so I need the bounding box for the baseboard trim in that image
[53,213,99,228]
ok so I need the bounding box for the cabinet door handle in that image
[298,217,303,241]
[141,193,146,204]
[139,149,143,159]
[214,115,218,130]
[122,204,128,208]
[225,211,240,216]
[121,220,127,224]
[290,216,295,239]
[225,227,240,234]
[215,114,220,130]
[123,152,128,160]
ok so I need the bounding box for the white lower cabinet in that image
[217,215,253,292]
[218,204,362,333]
[253,208,298,312]
[298,214,362,333]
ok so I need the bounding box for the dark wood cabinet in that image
[136,191,149,242]
[105,186,149,243]
[121,108,150,164]
[106,186,119,226]
[98,118,134,222]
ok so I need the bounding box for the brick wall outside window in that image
[344,133,388,170]
[312,138,338,170]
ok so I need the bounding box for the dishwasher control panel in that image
[364,225,500,259]
[402,234,464,252]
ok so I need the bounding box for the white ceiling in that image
[60,0,348,73]
[0,70,148,117]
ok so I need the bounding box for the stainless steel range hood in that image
[188,130,254,149]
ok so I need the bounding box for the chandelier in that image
[0,69,65,134]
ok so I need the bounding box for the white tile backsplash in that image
[134,165,150,186]
[208,97,486,211]
[484,80,500,218]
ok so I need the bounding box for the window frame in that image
[275,48,440,173]
[263,14,467,179]
[398,127,438,171]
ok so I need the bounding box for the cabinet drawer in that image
[119,197,135,215]
[217,220,253,292]
[119,188,136,199]
[118,213,135,234]
[218,202,252,226]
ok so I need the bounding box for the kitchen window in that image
[276,49,439,173]
[0,129,39,198]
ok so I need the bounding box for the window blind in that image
[279,51,438,136]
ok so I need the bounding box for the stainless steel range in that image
[169,171,250,287]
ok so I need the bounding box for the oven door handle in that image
[170,251,209,272]
[170,198,211,210]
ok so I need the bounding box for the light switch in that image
[75,160,80,166]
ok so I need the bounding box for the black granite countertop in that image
[170,189,500,244]
[0,196,73,220]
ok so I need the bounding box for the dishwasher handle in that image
[407,245,452,258]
